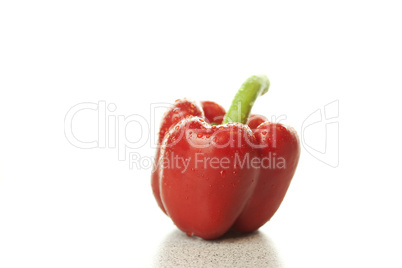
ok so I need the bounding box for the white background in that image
[1,1,402,267]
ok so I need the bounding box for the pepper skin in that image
[151,75,300,239]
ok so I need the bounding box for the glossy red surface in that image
[152,99,300,239]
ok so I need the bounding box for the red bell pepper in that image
[151,75,300,239]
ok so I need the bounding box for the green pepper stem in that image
[222,75,270,124]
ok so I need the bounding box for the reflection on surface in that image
[154,230,283,268]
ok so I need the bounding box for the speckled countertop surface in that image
[155,230,282,268]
